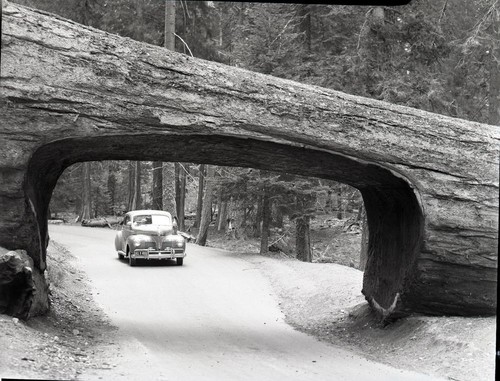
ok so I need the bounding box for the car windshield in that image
[133,214,171,226]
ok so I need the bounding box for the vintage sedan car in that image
[115,210,186,266]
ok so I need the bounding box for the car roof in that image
[127,210,172,217]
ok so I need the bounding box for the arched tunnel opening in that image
[23,134,424,314]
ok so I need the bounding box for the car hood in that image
[132,225,174,236]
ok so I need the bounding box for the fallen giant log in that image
[0,2,498,319]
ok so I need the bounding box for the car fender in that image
[115,231,123,252]
[125,234,142,251]
[124,235,135,250]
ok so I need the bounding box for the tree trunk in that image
[218,201,228,231]
[260,186,271,254]
[240,206,253,230]
[128,161,142,210]
[273,204,284,228]
[107,162,117,215]
[165,0,176,50]
[182,163,189,227]
[2,2,498,318]
[152,0,176,213]
[163,162,176,213]
[134,0,144,41]
[215,190,222,228]
[134,161,142,210]
[80,162,91,220]
[296,216,312,262]
[175,162,186,231]
[336,186,343,219]
[196,165,215,246]
[194,164,205,228]
[325,189,333,213]
[127,161,135,211]
[152,161,163,210]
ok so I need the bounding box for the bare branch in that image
[356,8,373,55]
[177,162,196,183]
[438,0,448,25]
[174,33,193,57]
[270,12,296,47]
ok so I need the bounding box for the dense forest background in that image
[12,0,499,261]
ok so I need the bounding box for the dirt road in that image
[49,225,444,381]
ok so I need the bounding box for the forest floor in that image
[0,221,496,380]
[206,215,364,267]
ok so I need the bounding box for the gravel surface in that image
[0,232,496,381]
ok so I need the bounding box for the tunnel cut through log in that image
[25,134,422,315]
[0,1,498,319]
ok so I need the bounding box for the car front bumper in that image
[132,248,186,260]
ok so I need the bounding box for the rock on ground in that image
[0,241,117,380]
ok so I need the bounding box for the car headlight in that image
[167,236,184,247]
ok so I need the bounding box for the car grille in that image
[152,236,162,250]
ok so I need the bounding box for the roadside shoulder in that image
[233,251,495,381]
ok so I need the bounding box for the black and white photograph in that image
[0,0,498,380]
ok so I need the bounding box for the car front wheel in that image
[176,258,183,266]
[129,255,136,266]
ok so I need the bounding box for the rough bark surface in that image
[196,165,215,246]
[152,161,163,210]
[217,201,228,232]
[174,162,186,231]
[0,2,498,318]
[193,164,205,229]
[80,162,91,220]
[162,162,176,213]
[296,216,312,262]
